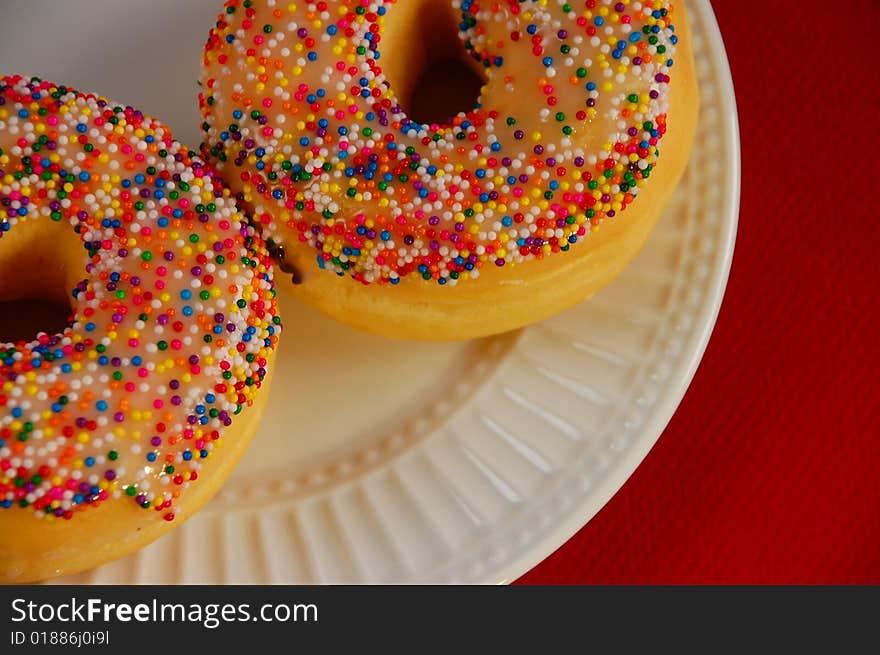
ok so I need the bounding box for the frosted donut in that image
[0,75,281,582]
[199,0,698,339]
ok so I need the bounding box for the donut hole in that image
[407,58,486,126]
[0,299,72,343]
[382,0,487,125]
[0,221,82,344]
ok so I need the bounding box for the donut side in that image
[200,0,698,339]
[0,76,281,582]
[288,4,699,339]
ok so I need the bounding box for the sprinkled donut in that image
[0,75,280,582]
[199,0,699,339]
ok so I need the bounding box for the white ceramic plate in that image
[1,0,739,584]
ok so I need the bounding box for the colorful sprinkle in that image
[199,0,677,286]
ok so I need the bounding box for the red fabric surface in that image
[516,0,880,584]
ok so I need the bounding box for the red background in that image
[516,0,879,584]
